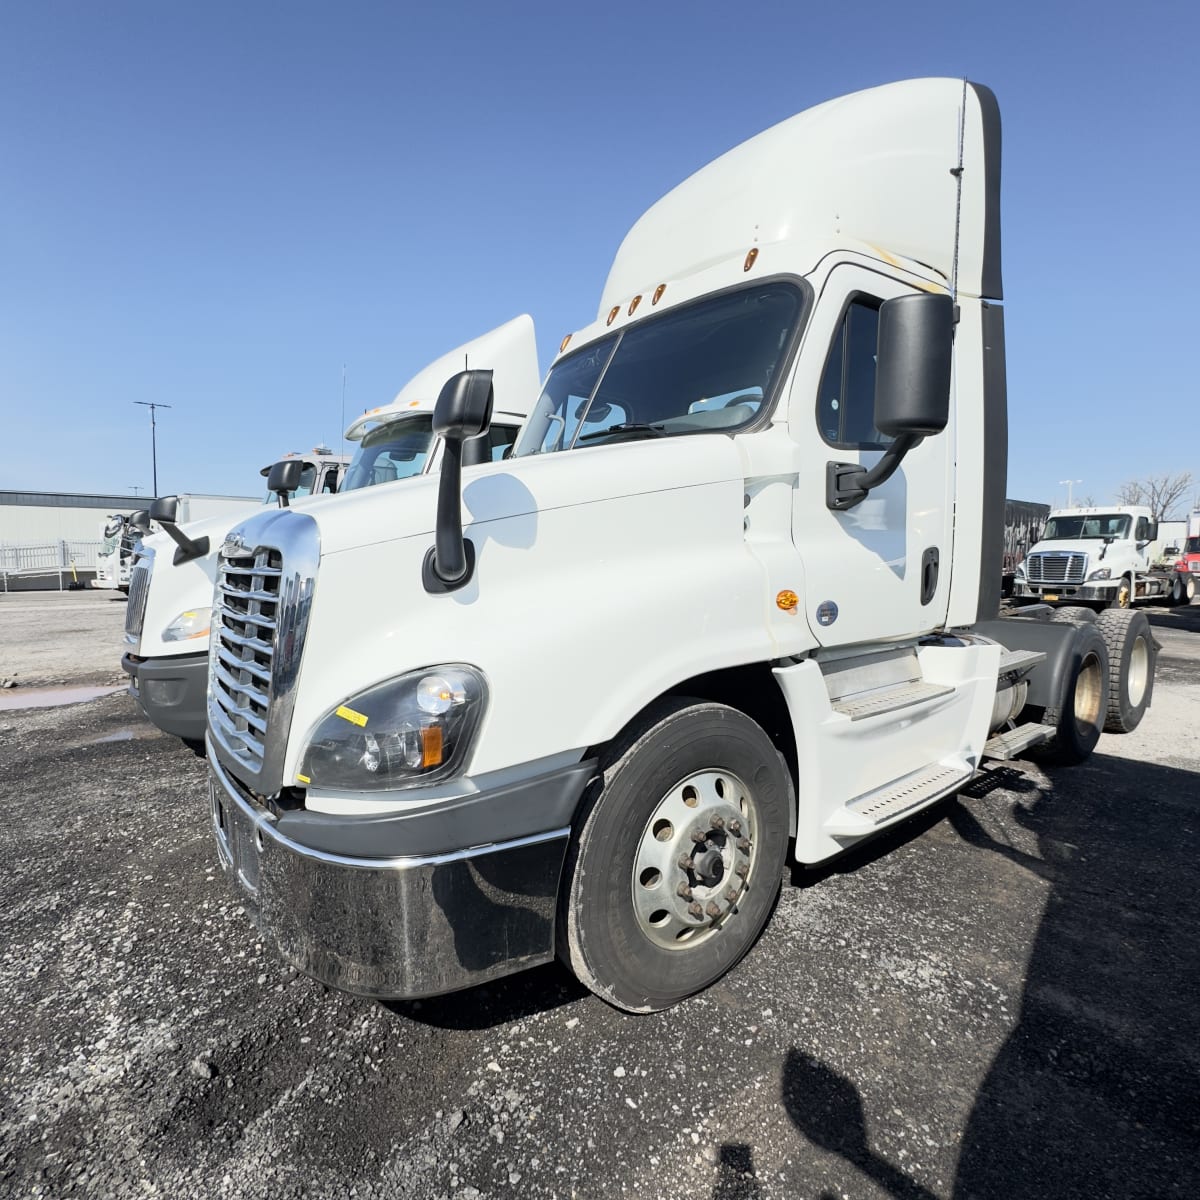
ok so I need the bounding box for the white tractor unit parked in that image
[122,318,535,747]
[204,79,1158,1014]
[1013,504,1196,609]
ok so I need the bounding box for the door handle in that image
[920,548,940,606]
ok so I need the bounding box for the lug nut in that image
[736,838,751,853]
[710,815,725,830]
[676,882,693,900]
[687,902,704,919]
[690,829,708,844]
[677,855,695,871]
[735,862,749,879]
[725,887,739,902]
[705,901,722,919]
[728,819,742,836]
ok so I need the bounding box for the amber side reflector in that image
[559,333,572,353]
[606,306,620,326]
[744,247,759,272]
[628,294,641,315]
[776,590,799,611]
[652,284,666,305]
[421,723,444,767]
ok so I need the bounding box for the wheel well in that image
[588,665,799,832]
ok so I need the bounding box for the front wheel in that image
[1109,577,1133,609]
[560,699,791,1013]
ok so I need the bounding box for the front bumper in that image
[207,742,587,999]
[122,650,207,741]
[1014,582,1113,603]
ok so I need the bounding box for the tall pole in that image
[1058,478,1082,507]
[134,401,172,496]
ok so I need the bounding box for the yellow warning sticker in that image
[297,773,311,784]
[335,704,368,727]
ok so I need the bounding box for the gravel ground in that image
[1,593,1198,1199]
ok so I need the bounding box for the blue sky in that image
[1,1,1196,511]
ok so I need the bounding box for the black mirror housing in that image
[130,509,151,532]
[267,458,304,506]
[150,496,178,525]
[874,292,953,438]
[1147,520,1159,542]
[434,370,494,441]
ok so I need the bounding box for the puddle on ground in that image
[0,685,124,711]
[90,729,136,743]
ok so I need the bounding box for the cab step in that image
[830,680,954,721]
[997,647,1045,676]
[983,721,1053,761]
[825,762,974,837]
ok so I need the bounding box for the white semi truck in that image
[122,317,535,746]
[1013,504,1196,608]
[204,79,1158,1013]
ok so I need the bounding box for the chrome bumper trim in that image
[207,742,568,999]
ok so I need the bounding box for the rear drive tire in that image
[559,698,791,1013]
[1093,609,1156,733]
[1039,624,1110,764]
[1046,606,1097,624]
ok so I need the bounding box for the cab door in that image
[788,264,956,646]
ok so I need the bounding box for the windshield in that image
[514,282,803,456]
[1184,537,1200,555]
[1042,514,1132,540]
[342,416,436,491]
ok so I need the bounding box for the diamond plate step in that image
[831,680,954,721]
[825,763,973,837]
[983,721,1053,761]
[997,647,1045,675]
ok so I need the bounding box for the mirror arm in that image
[158,522,211,566]
[825,434,921,511]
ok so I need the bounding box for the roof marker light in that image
[628,294,642,316]
[606,306,620,327]
[744,248,759,272]
[652,284,666,305]
[559,333,572,353]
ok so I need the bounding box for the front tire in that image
[560,699,791,1013]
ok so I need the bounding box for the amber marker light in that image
[606,306,620,326]
[559,333,572,353]
[628,294,642,315]
[744,247,759,271]
[652,284,667,305]
[776,589,799,611]
[421,723,444,767]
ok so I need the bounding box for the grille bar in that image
[123,553,153,640]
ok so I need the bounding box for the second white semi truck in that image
[122,318,536,746]
[203,78,1158,1014]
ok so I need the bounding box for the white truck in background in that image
[203,78,1159,1015]
[122,317,536,747]
[1013,505,1196,608]
[94,494,260,592]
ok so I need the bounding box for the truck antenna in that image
[949,77,968,308]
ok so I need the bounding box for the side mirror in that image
[424,369,494,593]
[267,458,305,507]
[827,292,953,511]
[1146,520,1159,542]
[150,496,178,525]
[129,509,151,532]
[149,495,209,565]
[874,292,953,438]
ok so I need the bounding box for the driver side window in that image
[816,297,891,450]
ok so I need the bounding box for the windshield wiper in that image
[577,422,666,441]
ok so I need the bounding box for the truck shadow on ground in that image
[739,753,1200,1199]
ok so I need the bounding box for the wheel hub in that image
[630,769,757,951]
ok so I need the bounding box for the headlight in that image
[297,665,486,791]
[1087,568,1111,581]
[162,607,212,642]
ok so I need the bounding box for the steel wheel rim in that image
[1073,652,1104,736]
[1127,636,1149,707]
[631,769,757,951]
[1117,582,1131,608]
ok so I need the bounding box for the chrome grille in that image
[123,552,153,642]
[210,547,283,772]
[1026,552,1086,585]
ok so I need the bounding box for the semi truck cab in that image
[203,79,1157,1014]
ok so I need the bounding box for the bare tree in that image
[1078,494,1096,507]
[1114,472,1194,521]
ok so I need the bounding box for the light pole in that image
[134,401,172,496]
[1058,478,1082,507]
